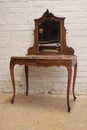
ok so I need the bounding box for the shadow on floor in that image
[3,94,77,112]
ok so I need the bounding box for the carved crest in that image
[42,9,53,17]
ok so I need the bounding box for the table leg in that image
[67,64,72,112]
[10,60,15,104]
[72,62,77,101]
[25,66,29,96]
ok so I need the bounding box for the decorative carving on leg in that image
[25,66,29,96]
[72,62,77,101]
[10,59,15,104]
[67,62,72,112]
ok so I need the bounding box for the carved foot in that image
[74,96,76,101]
[11,98,14,104]
[68,107,71,112]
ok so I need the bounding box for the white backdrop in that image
[0,0,87,95]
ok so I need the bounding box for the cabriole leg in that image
[67,64,72,112]
[25,65,29,96]
[10,60,15,104]
[72,62,77,101]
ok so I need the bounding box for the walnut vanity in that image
[10,9,77,112]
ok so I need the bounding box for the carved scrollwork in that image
[67,61,72,70]
[35,60,40,66]
[42,9,53,17]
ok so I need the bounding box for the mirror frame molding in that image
[27,9,74,55]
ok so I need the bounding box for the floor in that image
[0,93,87,130]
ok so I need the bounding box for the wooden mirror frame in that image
[27,9,74,55]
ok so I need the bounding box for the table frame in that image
[10,55,77,112]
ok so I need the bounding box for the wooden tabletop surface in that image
[11,54,77,60]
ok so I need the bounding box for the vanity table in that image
[10,10,77,112]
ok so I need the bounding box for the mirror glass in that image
[38,19,61,53]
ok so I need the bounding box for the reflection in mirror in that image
[38,19,60,53]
